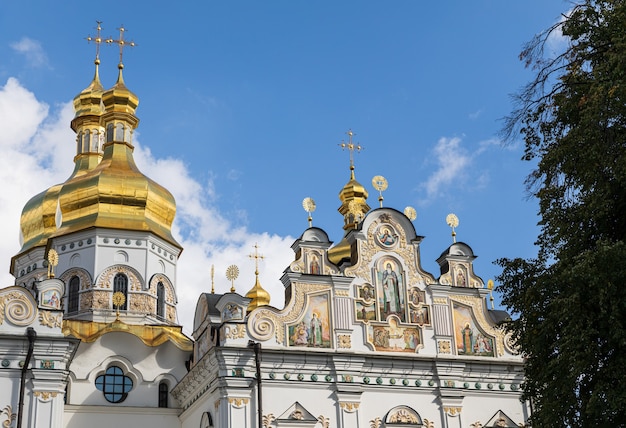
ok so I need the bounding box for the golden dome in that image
[14,60,105,260]
[329,165,370,266]
[52,65,180,248]
[245,273,271,311]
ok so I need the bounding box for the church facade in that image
[0,33,528,428]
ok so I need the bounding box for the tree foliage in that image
[497,1,626,425]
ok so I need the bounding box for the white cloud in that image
[419,136,471,203]
[10,38,49,68]
[0,77,295,335]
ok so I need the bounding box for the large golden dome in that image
[52,65,180,248]
[15,60,105,257]
[14,61,180,269]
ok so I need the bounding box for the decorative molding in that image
[335,290,350,297]
[39,310,62,328]
[437,340,451,354]
[1,405,15,428]
[504,332,520,355]
[225,324,246,339]
[262,414,275,428]
[337,334,352,349]
[317,415,330,428]
[388,408,419,423]
[423,419,435,428]
[339,402,359,413]
[228,398,249,408]
[59,268,92,290]
[443,406,462,416]
[432,297,448,305]
[0,290,37,326]
[33,391,58,401]
[369,417,382,428]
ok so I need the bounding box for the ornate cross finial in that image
[446,213,459,243]
[339,129,363,171]
[85,21,104,64]
[106,25,136,66]
[302,197,316,228]
[249,243,265,275]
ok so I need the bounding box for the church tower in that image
[11,25,182,328]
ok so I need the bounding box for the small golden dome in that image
[245,274,271,311]
[338,166,370,231]
[15,184,63,255]
[102,64,139,116]
[71,59,105,124]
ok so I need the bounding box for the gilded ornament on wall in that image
[437,340,451,354]
[339,402,359,412]
[39,311,62,328]
[338,334,352,349]
[262,414,275,428]
[228,398,248,408]
[443,406,462,416]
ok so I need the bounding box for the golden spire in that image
[337,129,370,231]
[211,264,215,294]
[329,130,371,265]
[245,243,271,311]
[487,279,495,310]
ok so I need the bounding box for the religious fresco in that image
[222,303,244,321]
[454,265,468,287]
[452,302,494,356]
[308,252,321,275]
[42,289,61,309]
[355,300,376,322]
[288,293,331,348]
[408,287,425,306]
[409,305,430,326]
[376,258,406,322]
[375,224,398,248]
[367,317,421,352]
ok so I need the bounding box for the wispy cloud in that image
[0,77,294,334]
[469,109,483,120]
[420,137,471,203]
[10,38,49,68]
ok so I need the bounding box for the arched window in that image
[68,276,80,313]
[158,381,168,408]
[157,282,165,319]
[95,366,133,403]
[113,274,128,310]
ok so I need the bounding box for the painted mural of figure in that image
[382,263,401,315]
[462,323,473,354]
[292,321,309,345]
[310,255,320,275]
[456,269,466,286]
[378,226,396,246]
[310,313,323,346]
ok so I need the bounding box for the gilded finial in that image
[339,129,363,177]
[302,197,316,228]
[404,206,417,221]
[211,264,215,294]
[85,21,104,65]
[372,175,388,208]
[487,279,495,310]
[112,291,126,320]
[46,249,59,279]
[226,265,239,293]
[446,213,459,243]
[348,200,365,223]
[106,25,136,69]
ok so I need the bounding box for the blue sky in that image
[0,1,570,332]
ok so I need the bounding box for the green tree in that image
[497,1,626,425]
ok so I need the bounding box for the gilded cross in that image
[106,25,136,65]
[249,243,264,274]
[339,129,363,169]
[85,21,104,62]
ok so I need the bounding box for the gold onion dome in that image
[52,65,180,248]
[245,274,271,311]
[15,59,106,257]
[328,165,370,265]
